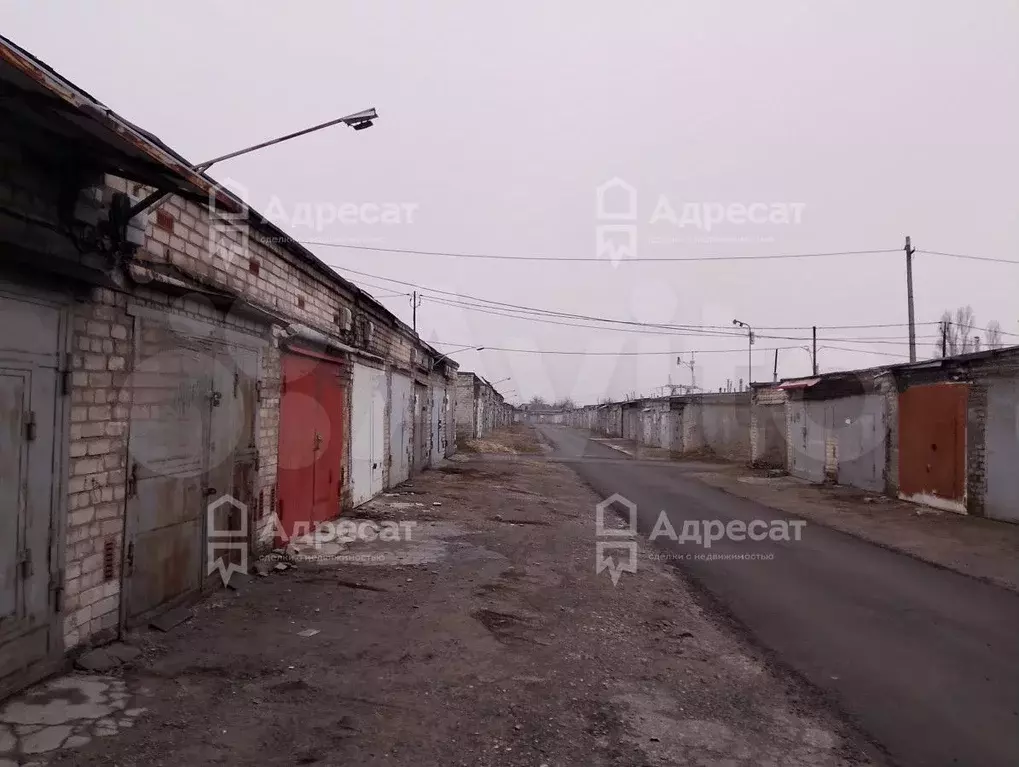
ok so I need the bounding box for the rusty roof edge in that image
[0,34,445,363]
[0,35,210,194]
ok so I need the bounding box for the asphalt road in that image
[538,425,1019,767]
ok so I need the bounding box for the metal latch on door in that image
[17,548,33,579]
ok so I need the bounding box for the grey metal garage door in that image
[985,378,1019,522]
[0,285,65,697]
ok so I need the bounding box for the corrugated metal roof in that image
[778,378,822,390]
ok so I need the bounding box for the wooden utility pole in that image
[411,291,418,333]
[941,320,948,357]
[812,325,818,376]
[905,236,916,362]
[773,348,779,382]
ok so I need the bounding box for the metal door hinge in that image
[24,411,36,442]
[17,548,32,579]
[126,542,135,576]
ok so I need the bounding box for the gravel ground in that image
[37,426,881,767]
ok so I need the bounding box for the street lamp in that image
[193,108,378,172]
[800,345,826,374]
[491,377,511,385]
[430,345,484,372]
[732,319,754,386]
[128,107,379,218]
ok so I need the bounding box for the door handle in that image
[204,487,218,497]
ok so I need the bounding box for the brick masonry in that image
[63,287,132,649]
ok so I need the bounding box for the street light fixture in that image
[193,108,378,171]
[491,377,511,385]
[128,107,379,218]
[732,319,754,386]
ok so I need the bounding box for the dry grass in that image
[459,425,543,455]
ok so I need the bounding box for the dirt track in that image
[36,426,877,766]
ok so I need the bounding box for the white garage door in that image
[351,363,386,506]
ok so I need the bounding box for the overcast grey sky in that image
[6,1,1017,403]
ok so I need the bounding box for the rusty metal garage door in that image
[122,309,260,625]
[277,349,346,541]
[898,383,968,511]
[0,285,66,698]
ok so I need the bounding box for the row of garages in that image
[563,347,1019,523]
[750,348,1019,522]
[0,38,457,699]
[454,372,514,440]
[565,393,751,460]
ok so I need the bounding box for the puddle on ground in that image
[0,674,147,765]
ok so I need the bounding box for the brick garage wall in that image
[63,287,132,650]
[965,381,988,516]
[877,373,899,497]
[116,179,418,371]
[253,337,282,547]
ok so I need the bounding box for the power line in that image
[338,263,948,338]
[305,240,901,263]
[917,249,1019,265]
[337,263,1018,345]
[431,341,919,358]
[422,292,940,346]
[433,343,802,356]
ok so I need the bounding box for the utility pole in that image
[905,236,916,362]
[773,348,779,382]
[411,291,422,333]
[732,319,753,385]
[676,354,696,392]
[812,326,818,376]
[941,320,948,358]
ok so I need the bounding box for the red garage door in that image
[898,383,968,508]
[277,349,346,541]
